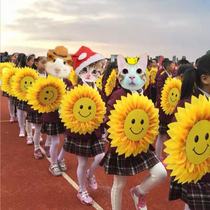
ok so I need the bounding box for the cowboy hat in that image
[47,46,72,61]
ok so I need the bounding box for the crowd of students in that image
[1,49,210,210]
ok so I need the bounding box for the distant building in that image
[173,56,176,63]
[111,55,118,62]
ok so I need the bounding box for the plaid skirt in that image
[63,135,105,157]
[41,122,65,135]
[26,111,42,124]
[100,149,160,176]
[159,121,169,135]
[2,91,9,97]
[11,97,19,106]
[169,178,210,210]
[17,100,27,111]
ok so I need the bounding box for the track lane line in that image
[40,147,104,210]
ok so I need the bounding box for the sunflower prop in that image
[150,68,157,84]
[164,94,210,184]
[108,93,159,158]
[95,75,103,90]
[12,67,39,101]
[69,69,79,85]
[144,70,150,90]
[26,75,66,113]
[105,70,116,96]
[1,67,19,96]
[161,78,181,115]
[0,62,15,78]
[59,84,106,135]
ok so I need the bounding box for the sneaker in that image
[32,124,35,130]
[40,134,43,143]
[86,170,97,191]
[10,117,15,123]
[57,159,67,172]
[34,149,43,159]
[43,146,50,158]
[49,164,62,176]
[160,157,168,168]
[77,190,93,205]
[26,137,33,145]
[19,130,25,137]
[130,188,147,210]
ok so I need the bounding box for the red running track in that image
[1,94,184,210]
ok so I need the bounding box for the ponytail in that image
[180,68,196,100]
[17,53,26,68]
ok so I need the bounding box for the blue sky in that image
[1,0,210,61]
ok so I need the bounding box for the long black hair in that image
[177,64,194,76]
[181,54,210,100]
[17,53,26,68]
[32,56,44,70]
[102,61,118,82]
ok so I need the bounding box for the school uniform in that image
[156,71,173,134]
[17,100,27,111]
[100,88,159,176]
[101,75,118,104]
[26,72,47,124]
[169,88,210,210]
[143,84,152,100]
[41,78,72,136]
[2,91,9,97]
[63,81,105,157]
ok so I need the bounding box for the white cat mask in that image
[46,46,72,78]
[117,54,147,91]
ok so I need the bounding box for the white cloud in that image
[1,0,210,61]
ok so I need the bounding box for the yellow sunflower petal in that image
[150,68,158,84]
[26,75,66,113]
[164,94,210,184]
[1,67,19,96]
[161,78,181,115]
[0,62,15,78]
[108,93,159,157]
[59,84,106,135]
[12,67,39,101]
[144,70,150,90]
[69,69,78,85]
[105,70,117,96]
[95,75,103,90]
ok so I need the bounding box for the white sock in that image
[33,124,42,150]
[17,109,25,132]
[155,134,166,159]
[58,148,66,161]
[8,97,15,118]
[184,203,191,210]
[111,175,127,210]
[45,135,51,147]
[50,135,60,165]
[88,153,105,177]
[135,162,167,195]
[26,120,33,138]
[77,156,88,192]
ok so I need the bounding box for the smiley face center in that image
[186,120,210,164]
[20,76,35,93]
[39,86,58,105]
[168,87,180,105]
[124,109,149,141]
[73,98,97,123]
[78,104,92,118]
